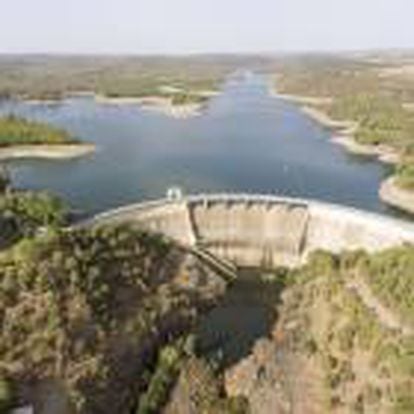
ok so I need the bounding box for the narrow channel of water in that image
[195,269,286,368]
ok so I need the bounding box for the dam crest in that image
[89,193,414,268]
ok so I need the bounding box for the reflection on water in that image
[0,74,390,215]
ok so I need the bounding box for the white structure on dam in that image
[89,193,414,268]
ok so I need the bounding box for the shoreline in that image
[24,98,62,105]
[21,89,219,119]
[276,89,414,214]
[95,90,220,119]
[139,99,204,119]
[380,177,414,215]
[275,90,401,164]
[275,92,333,106]
[274,90,354,130]
[95,94,205,119]
[0,143,95,161]
[300,105,355,130]
[332,135,400,164]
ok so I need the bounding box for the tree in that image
[0,378,12,414]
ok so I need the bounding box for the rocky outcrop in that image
[164,356,248,414]
[224,338,291,414]
[224,332,325,414]
[164,357,222,414]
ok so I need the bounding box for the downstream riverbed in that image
[0,74,391,215]
[195,268,286,368]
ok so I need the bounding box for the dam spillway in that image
[89,194,414,267]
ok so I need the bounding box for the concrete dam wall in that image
[90,194,414,267]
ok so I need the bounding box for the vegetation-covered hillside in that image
[276,54,414,192]
[329,95,414,150]
[0,55,275,100]
[1,176,413,414]
[280,248,414,413]
[0,223,228,413]
[0,177,233,414]
[214,245,414,414]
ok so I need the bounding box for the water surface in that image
[195,269,285,367]
[0,74,390,215]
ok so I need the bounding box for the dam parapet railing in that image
[84,193,414,268]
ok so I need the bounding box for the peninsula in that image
[0,114,94,160]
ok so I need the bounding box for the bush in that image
[137,345,182,414]
[0,378,12,414]
[0,191,67,241]
[395,163,414,190]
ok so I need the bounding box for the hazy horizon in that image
[1,0,414,55]
[1,48,414,57]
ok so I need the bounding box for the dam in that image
[88,193,414,268]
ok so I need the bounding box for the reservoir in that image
[0,74,391,216]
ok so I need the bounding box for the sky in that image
[1,0,413,54]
